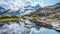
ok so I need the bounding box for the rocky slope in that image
[24,3,60,32]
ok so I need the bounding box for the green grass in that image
[0,17,22,22]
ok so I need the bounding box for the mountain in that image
[0,0,60,31]
[24,4,41,11]
[0,4,42,17]
[25,3,60,32]
[28,3,60,16]
[0,0,60,34]
[0,0,43,17]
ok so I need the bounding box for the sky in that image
[32,0,60,6]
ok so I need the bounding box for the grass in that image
[0,17,22,22]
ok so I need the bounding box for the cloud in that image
[33,2,47,7]
[0,0,47,10]
[0,0,33,10]
[0,0,23,10]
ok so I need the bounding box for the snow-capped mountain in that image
[0,0,60,34]
[0,0,44,16]
[0,4,41,16]
[24,4,41,11]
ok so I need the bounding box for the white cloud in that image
[0,0,23,10]
[0,0,47,10]
[33,2,47,7]
[39,2,47,7]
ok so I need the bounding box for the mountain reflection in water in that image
[0,19,60,34]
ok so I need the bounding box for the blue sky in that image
[32,0,60,6]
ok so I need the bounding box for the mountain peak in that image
[55,3,60,5]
